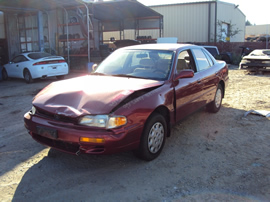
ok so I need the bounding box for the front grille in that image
[36,108,78,124]
[32,133,79,154]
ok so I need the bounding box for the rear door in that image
[191,48,219,104]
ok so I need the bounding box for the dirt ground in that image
[0,65,269,202]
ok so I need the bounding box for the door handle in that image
[197,79,201,84]
[16,65,19,67]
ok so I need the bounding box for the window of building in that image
[0,12,5,39]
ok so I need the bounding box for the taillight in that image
[33,60,66,65]
[33,61,47,65]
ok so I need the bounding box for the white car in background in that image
[239,49,270,73]
[2,52,69,83]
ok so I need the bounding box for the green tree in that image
[246,20,252,26]
[216,20,242,42]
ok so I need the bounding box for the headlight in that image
[79,115,127,129]
[30,106,36,115]
[240,59,249,64]
[262,61,270,64]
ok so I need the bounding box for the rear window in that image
[27,52,51,59]
[262,50,270,55]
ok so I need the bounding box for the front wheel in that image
[2,68,8,80]
[207,84,223,113]
[134,113,167,161]
[24,69,33,84]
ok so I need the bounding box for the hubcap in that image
[148,122,164,154]
[215,88,222,108]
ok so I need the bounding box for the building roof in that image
[0,0,162,21]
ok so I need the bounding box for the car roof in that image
[120,43,198,51]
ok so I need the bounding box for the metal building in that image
[0,0,163,68]
[104,1,246,43]
[246,24,270,39]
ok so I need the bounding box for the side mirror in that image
[174,69,194,80]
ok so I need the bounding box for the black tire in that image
[207,84,223,113]
[56,75,65,80]
[134,113,167,161]
[24,69,33,84]
[2,68,8,80]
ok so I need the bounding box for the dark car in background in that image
[203,45,232,64]
[24,44,229,161]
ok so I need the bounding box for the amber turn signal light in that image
[79,137,105,143]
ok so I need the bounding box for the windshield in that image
[95,49,174,80]
[263,50,270,55]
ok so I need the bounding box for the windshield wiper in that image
[112,74,142,79]
[90,72,107,76]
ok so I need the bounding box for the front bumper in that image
[239,62,270,71]
[24,112,142,155]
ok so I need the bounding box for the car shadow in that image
[11,106,270,201]
[0,72,87,182]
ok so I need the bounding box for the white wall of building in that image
[216,1,245,42]
[246,24,270,36]
[104,1,246,43]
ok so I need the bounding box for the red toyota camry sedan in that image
[24,44,228,161]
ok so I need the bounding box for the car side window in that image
[12,55,27,63]
[192,49,211,72]
[176,50,196,73]
[203,50,214,66]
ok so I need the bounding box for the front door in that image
[174,49,205,122]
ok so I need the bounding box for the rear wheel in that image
[24,69,33,84]
[134,113,167,161]
[2,68,8,80]
[207,84,223,113]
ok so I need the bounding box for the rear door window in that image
[203,50,214,66]
[192,49,211,72]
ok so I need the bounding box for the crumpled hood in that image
[33,75,163,117]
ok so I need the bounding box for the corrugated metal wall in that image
[6,14,20,58]
[0,12,5,39]
[151,3,213,42]
[216,1,245,42]
[104,1,245,43]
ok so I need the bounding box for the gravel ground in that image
[0,65,269,202]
